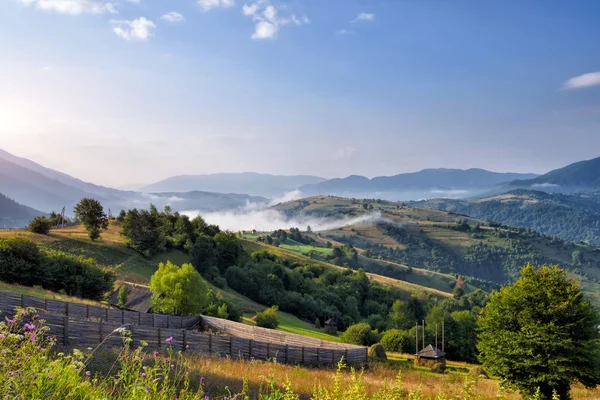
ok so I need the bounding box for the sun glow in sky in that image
[1,0,600,186]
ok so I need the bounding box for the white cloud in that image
[40,65,52,71]
[242,0,309,40]
[197,0,235,12]
[330,146,356,160]
[335,29,352,35]
[111,17,156,41]
[352,12,374,23]
[563,72,600,90]
[17,0,117,15]
[161,11,184,23]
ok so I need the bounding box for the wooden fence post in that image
[65,301,69,317]
[285,345,288,364]
[267,343,270,360]
[302,346,305,364]
[331,349,334,364]
[158,328,161,348]
[182,330,187,352]
[208,334,212,354]
[138,312,141,326]
[99,322,103,342]
[121,310,125,325]
[105,308,109,322]
[152,314,155,327]
[86,305,89,319]
[63,316,69,346]
[345,349,348,363]
[21,294,24,308]
[44,299,48,311]
[249,339,253,358]
[229,337,232,357]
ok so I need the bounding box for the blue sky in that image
[1,0,600,186]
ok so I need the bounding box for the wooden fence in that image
[0,291,200,329]
[0,292,368,365]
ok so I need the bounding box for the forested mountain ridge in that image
[415,190,600,246]
[0,193,46,228]
[509,156,600,192]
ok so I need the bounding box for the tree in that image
[341,322,380,346]
[452,287,465,299]
[28,216,52,235]
[255,305,280,329]
[389,300,413,330]
[189,235,216,274]
[214,231,242,272]
[121,208,165,256]
[150,261,209,316]
[74,198,108,240]
[572,250,583,267]
[478,265,600,399]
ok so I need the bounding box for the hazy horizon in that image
[2,1,600,186]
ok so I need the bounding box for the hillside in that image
[141,172,326,197]
[268,196,600,302]
[299,168,538,201]
[416,190,600,246]
[0,192,46,228]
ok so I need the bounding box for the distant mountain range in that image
[298,169,539,201]
[0,149,266,219]
[140,173,326,197]
[508,156,600,193]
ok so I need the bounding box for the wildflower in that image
[21,311,26,317]
[201,377,205,385]
[141,373,147,378]
[165,336,173,343]
[48,374,53,380]
[0,334,5,339]
[24,323,36,330]
[6,319,14,324]
[205,396,209,400]
[16,357,21,361]
[154,351,159,356]
[85,371,91,377]
[33,314,39,319]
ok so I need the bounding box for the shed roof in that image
[325,318,336,325]
[416,344,446,359]
[108,283,152,313]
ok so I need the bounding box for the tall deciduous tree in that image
[150,261,208,316]
[478,264,600,399]
[74,198,108,240]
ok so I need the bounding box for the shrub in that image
[368,343,387,360]
[117,284,128,308]
[28,216,52,234]
[380,329,411,353]
[256,305,280,329]
[341,322,381,346]
[0,237,45,287]
[431,363,446,374]
[469,366,489,379]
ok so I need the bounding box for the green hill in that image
[268,196,600,303]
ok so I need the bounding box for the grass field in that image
[243,310,343,342]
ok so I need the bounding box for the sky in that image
[1,0,600,187]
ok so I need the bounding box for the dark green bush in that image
[28,216,52,235]
[341,322,381,346]
[380,329,412,353]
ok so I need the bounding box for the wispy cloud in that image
[563,72,600,90]
[111,17,156,41]
[39,65,52,71]
[335,29,353,36]
[352,12,374,23]
[161,11,184,23]
[197,0,235,12]
[330,146,356,160]
[17,0,117,15]
[242,0,309,40]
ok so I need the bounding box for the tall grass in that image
[1,309,599,399]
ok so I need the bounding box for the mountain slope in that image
[415,190,600,245]
[510,156,600,193]
[299,169,538,200]
[0,193,46,228]
[141,173,326,197]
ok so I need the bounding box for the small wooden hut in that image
[415,344,446,368]
[324,318,337,335]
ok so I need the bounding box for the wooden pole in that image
[422,320,425,349]
[442,321,445,352]
[436,324,438,350]
[415,321,418,353]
